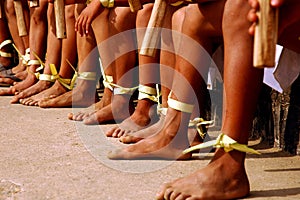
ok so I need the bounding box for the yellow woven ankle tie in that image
[138,84,159,102]
[77,71,97,81]
[30,51,55,82]
[189,117,214,139]
[183,133,261,155]
[103,75,114,91]
[99,57,114,91]
[113,84,138,95]
[49,64,76,90]
[167,91,194,113]
[0,40,13,58]
[12,44,30,66]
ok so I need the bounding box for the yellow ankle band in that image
[37,74,55,82]
[189,117,214,139]
[103,75,114,91]
[0,40,13,58]
[113,84,138,95]
[138,85,158,102]
[49,64,74,90]
[168,92,194,113]
[183,133,261,155]
[78,72,97,81]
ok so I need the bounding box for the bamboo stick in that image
[29,0,39,8]
[139,0,167,57]
[54,0,66,39]
[253,0,278,68]
[14,0,28,36]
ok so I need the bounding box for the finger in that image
[85,18,91,35]
[247,8,258,23]
[76,16,84,36]
[248,0,259,10]
[248,23,256,36]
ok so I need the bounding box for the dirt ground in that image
[0,94,300,200]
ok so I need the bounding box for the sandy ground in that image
[0,94,300,200]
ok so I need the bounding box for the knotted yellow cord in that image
[183,133,261,155]
[0,40,13,58]
[12,44,30,66]
[188,117,214,139]
[138,84,159,102]
[167,91,194,113]
[112,83,138,95]
[49,64,75,90]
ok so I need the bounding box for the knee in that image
[65,5,76,21]
[222,0,251,37]
[136,4,153,27]
[112,7,135,29]
[172,6,185,31]
[30,2,48,23]
[5,0,15,17]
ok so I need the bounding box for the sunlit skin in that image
[156,0,300,199]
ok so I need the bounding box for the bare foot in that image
[12,70,28,80]
[11,63,26,74]
[155,149,249,200]
[68,88,113,121]
[0,73,35,96]
[83,94,135,125]
[0,77,15,86]
[119,113,166,143]
[10,80,53,103]
[106,99,159,138]
[107,108,192,160]
[20,81,68,106]
[38,78,99,108]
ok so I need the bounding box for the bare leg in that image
[108,2,221,159]
[118,5,181,143]
[22,4,77,106]
[10,0,48,103]
[68,8,114,121]
[0,9,15,68]
[39,3,100,108]
[106,4,160,137]
[5,0,29,73]
[19,3,62,105]
[0,6,18,86]
[156,0,261,199]
[81,7,138,125]
[158,1,300,198]
[0,0,30,94]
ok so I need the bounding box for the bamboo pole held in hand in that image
[253,0,278,68]
[140,0,167,57]
[14,0,28,36]
[29,0,39,8]
[54,0,66,39]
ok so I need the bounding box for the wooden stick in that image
[253,0,278,68]
[128,0,142,12]
[29,0,39,8]
[14,0,28,36]
[54,0,66,39]
[139,0,167,57]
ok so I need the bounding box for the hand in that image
[75,0,103,36]
[247,0,284,35]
